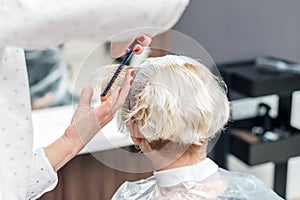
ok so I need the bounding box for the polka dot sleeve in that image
[0,0,189,49]
[26,148,58,200]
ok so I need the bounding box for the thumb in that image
[78,86,93,106]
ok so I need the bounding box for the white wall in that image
[174,0,300,64]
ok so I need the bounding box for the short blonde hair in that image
[101,55,230,147]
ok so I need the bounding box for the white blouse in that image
[0,0,189,199]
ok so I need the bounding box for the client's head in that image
[102,55,229,168]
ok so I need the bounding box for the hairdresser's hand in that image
[45,69,134,171]
[67,69,134,148]
[110,34,154,58]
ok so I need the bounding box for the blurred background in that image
[29,0,300,199]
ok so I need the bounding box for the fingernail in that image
[134,47,140,53]
[130,70,135,76]
[130,79,133,85]
[138,36,145,42]
[118,88,122,95]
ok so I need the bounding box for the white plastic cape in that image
[112,158,283,200]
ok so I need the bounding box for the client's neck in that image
[154,144,207,171]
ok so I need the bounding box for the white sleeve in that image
[26,148,58,200]
[0,0,189,49]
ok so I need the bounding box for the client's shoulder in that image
[218,168,265,183]
[217,168,283,199]
[112,176,157,200]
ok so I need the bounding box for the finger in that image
[133,44,144,55]
[78,86,93,106]
[94,70,134,127]
[94,101,115,128]
[111,87,122,106]
[137,34,152,47]
[110,34,153,58]
[111,42,144,57]
[112,69,134,110]
[110,39,135,58]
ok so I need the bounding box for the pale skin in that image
[110,34,155,58]
[44,34,152,172]
[127,119,207,171]
[129,121,228,198]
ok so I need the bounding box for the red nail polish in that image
[138,36,145,42]
[131,70,135,76]
[130,79,133,85]
[134,47,140,53]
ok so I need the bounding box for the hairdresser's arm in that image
[26,52,134,200]
[44,69,134,171]
[0,0,189,49]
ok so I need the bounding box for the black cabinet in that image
[215,58,300,198]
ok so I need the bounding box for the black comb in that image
[100,40,138,98]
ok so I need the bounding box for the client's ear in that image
[127,119,143,145]
[131,135,143,145]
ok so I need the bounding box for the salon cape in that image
[113,158,283,200]
[0,0,189,199]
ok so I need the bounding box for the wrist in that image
[45,134,83,172]
[62,125,85,156]
[44,123,87,172]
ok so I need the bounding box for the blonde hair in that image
[101,55,230,147]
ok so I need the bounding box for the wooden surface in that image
[39,147,152,200]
